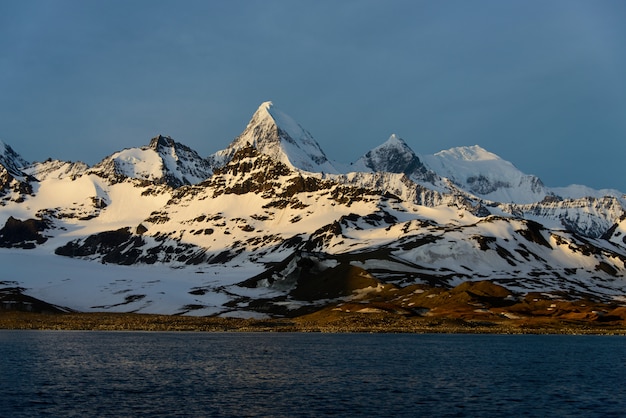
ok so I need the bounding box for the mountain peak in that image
[149,134,176,151]
[243,101,275,131]
[91,135,211,187]
[351,134,432,180]
[435,145,499,162]
[385,133,404,145]
[210,101,339,174]
[258,100,274,112]
[0,139,29,177]
[422,145,548,203]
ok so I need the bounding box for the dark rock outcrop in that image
[0,217,50,249]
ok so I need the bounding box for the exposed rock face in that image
[0,165,13,194]
[352,134,435,183]
[0,217,49,249]
[0,286,71,313]
[54,227,207,265]
[0,140,28,178]
[0,141,35,199]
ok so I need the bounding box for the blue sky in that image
[1,0,625,191]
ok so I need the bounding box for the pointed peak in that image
[381,134,410,149]
[249,101,308,137]
[386,133,403,144]
[213,101,338,174]
[367,134,413,156]
[149,135,175,150]
[250,101,299,132]
[259,101,274,110]
[250,101,276,122]
[353,134,429,177]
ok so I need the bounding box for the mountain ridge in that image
[0,101,625,321]
[3,102,624,200]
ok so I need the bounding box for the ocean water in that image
[1,331,625,417]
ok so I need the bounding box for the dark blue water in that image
[1,331,625,417]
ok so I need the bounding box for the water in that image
[1,331,625,417]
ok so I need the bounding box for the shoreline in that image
[1,311,625,335]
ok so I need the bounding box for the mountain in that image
[90,135,212,187]
[420,145,549,204]
[350,134,436,183]
[0,102,625,324]
[209,101,339,174]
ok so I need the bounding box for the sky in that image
[1,0,625,191]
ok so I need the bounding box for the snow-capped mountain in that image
[0,102,625,319]
[552,184,626,201]
[420,145,549,204]
[23,159,89,181]
[350,134,436,183]
[90,135,212,187]
[209,101,339,174]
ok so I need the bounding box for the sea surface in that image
[1,331,625,417]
